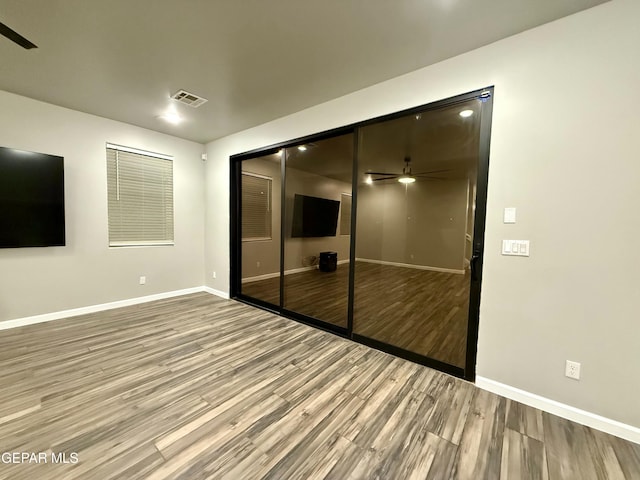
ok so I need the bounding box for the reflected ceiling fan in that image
[0,21,38,49]
[365,157,451,184]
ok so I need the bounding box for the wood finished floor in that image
[0,293,638,479]
[242,262,469,367]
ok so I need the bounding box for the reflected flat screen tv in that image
[291,194,340,238]
[0,146,66,248]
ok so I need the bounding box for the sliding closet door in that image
[353,99,483,369]
[238,153,282,308]
[231,88,492,379]
[282,133,354,329]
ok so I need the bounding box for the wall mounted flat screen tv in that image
[0,146,66,248]
[291,194,340,238]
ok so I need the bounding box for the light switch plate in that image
[504,207,516,224]
[502,240,530,256]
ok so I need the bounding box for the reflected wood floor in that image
[242,262,469,367]
[0,293,638,479]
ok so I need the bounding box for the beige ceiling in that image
[0,0,608,144]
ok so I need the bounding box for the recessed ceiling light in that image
[459,109,474,118]
[158,111,183,124]
[297,145,307,151]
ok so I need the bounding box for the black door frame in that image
[230,86,494,381]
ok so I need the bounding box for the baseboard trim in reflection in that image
[355,258,465,275]
[476,376,640,445]
[242,259,350,284]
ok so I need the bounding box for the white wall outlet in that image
[139,276,146,285]
[256,261,261,268]
[565,360,581,380]
[212,271,217,279]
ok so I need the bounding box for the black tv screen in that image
[291,194,340,238]
[0,147,65,248]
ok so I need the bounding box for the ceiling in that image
[0,0,608,144]
[283,99,481,184]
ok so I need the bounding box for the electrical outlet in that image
[565,360,581,380]
[139,276,146,285]
[256,261,261,268]
[212,271,217,279]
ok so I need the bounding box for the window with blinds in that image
[340,193,352,235]
[242,172,272,241]
[106,144,174,246]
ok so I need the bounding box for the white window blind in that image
[340,193,352,235]
[106,144,174,246]
[242,172,272,241]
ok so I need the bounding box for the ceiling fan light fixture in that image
[398,175,416,184]
[365,175,373,185]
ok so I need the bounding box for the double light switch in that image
[502,240,530,256]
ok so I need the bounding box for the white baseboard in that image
[476,376,640,445]
[356,257,465,275]
[242,259,351,284]
[203,286,230,299]
[0,286,216,331]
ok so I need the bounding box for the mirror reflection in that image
[354,100,482,367]
[239,153,282,306]
[282,134,354,327]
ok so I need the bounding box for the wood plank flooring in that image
[0,293,638,479]
[242,261,469,367]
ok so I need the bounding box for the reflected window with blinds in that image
[106,143,174,246]
[241,172,272,241]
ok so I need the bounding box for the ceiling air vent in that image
[170,89,208,108]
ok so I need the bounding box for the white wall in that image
[205,0,640,429]
[0,91,205,321]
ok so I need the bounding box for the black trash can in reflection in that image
[319,251,337,272]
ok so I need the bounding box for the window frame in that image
[241,171,273,242]
[106,143,174,248]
